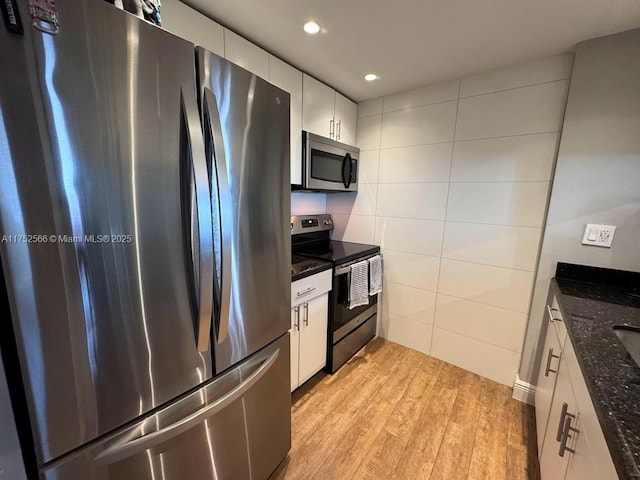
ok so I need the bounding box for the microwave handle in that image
[342,152,352,188]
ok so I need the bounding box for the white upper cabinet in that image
[334,93,357,145]
[160,0,224,57]
[223,29,269,80]
[269,56,303,185]
[303,74,357,144]
[302,74,336,139]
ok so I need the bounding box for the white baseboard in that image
[512,374,536,405]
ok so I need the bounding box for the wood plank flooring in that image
[270,338,540,480]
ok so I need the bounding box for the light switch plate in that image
[582,224,616,247]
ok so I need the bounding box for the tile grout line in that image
[359,130,561,152]
[371,95,383,248]
[334,212,544,230]
[430,79,461,355]
[357,77,570,120]
[458,77,571,100]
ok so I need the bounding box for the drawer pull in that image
[544,348,560,377]
[296,286,316,297]
[556,402,576,442]
[547,305,560,323]
[558,411,578,457]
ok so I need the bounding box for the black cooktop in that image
[295,240,380,266]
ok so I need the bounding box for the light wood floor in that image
[270,338,540,480]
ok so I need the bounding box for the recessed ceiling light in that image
[364,73,379,82]
[303,20,321,35]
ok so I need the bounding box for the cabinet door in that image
[161,0,224,56]
[563,332,619,480]
[539,355,575,480]
[223,29,269,80]
[334,93,357,144]
[290,306,300,392]
[535,317,563,456]
[298,294,328,385]
[564,414,598,480]
[302,74,336,138]
[269,56,303,185]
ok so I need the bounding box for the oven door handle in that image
[334,254,380,276]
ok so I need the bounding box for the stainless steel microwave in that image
[301,131,359,192]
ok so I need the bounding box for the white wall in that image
[328,54,572,386]
[519,29,640,385]
[291,192,326,215]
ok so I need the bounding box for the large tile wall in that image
[327,54,572,386]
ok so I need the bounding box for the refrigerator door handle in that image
[181,87,214,352]
[203,87,232,344]
[94,347,280,465]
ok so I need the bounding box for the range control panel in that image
[291,214,334,235]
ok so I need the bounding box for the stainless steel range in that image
[291,214,380,373]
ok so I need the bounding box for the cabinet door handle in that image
[336,120,341,140]
[555,402,575,442]
[558,413,578,457]
[293,306,300,331]
[544,348,560,377]
[303,303,309,326]
[547,305,559,323]
[329,119,335,138]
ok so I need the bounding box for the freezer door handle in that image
[94,347,280,465]
[181,87,214,352]
[203,87,232,344]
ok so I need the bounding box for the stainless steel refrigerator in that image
[0,1,291,479]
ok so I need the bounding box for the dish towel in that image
[349,260,370,310]
[369,255,383,296]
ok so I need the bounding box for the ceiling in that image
[185,0,640,102]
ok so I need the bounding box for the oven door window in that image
[310,149,346,184]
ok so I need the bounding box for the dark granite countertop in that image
[552,263,640,480]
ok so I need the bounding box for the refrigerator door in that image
[197,49,291,373]
[40,335,291,480]
[0,0,213,463]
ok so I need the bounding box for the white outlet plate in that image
[582,224,616,247]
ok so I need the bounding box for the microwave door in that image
[306,149,358,191]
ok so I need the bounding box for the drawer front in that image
[550,295,568,345]
[291,269,332,307]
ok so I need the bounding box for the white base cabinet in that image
[536,287,619,480]
[290,270,332,392]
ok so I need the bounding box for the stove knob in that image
[290,223,294,230]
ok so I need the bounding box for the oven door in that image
[330,256,378,344]
[303,132,358,192]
